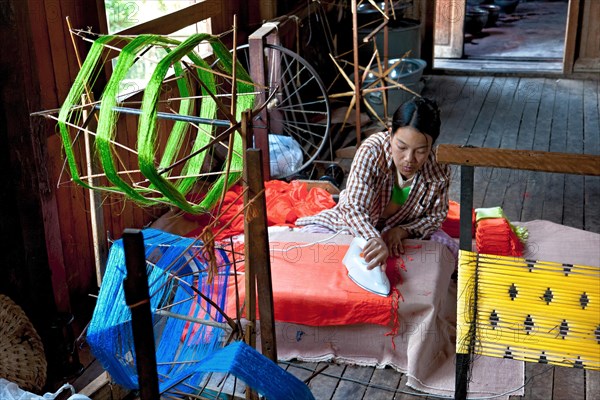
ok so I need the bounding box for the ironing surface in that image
[262,229,511,398]
[224,238,399,328]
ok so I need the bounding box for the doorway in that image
[433,0,572,73]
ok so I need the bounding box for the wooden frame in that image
[563,0,581,74]
[436,145,600,176]
[433,0,465,59]
[436,144,600,400]
[116,0,223,36]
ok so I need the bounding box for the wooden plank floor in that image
[275,76,600,400]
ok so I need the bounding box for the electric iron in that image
[342,237,391,297]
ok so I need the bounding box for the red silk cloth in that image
[441,200,475,238]
[184,180,336,240]
[225,242,405,328]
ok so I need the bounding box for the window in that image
[104,0,212,97]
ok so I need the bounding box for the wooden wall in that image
[0,0,269,382]
[0,0,105,383]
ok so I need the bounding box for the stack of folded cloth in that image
[475,207,528,257]
[441,200,476,238]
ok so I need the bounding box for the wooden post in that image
[249,23,280,180]
[241,110,277,400]
[351,0,362,145]
[243,149,277,362]
[81,97,108,286]
[458,165,474,252]
[241,110,258,400]
[383,0,390,121]
[563,0,581,74]
[122,229,159,400]
[455,164,474,400]
[259,0,277,21]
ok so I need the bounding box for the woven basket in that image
[0,294,47,392]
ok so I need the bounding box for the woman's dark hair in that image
[391,97,441,143]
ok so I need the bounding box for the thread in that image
[57,34,256,212]
[457,250,600,370]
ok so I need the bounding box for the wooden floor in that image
[427,75,600,234]
[271,75,600,400]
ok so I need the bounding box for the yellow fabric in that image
[457,250,600,370]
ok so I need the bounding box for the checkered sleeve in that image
[338,142,382,240]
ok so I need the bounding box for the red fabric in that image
[184,180,336,240]
[225,242,406,328]
[441,200,475,238]
[476,218,524,257]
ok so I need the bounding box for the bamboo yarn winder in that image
[436,145,600,400]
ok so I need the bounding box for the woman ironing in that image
[296,97,454,270]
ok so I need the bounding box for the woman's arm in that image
[338,142,384,241]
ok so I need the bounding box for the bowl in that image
[465,7,489,35]
[357,58,427,118]
[479,4,501,27]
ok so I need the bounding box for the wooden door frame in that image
[433,0,466,59]
[563,0,580,74]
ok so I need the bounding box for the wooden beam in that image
[248,23,279,180]
[122,229,159,400]
[436,145,600,176]
[117,0,222,36]
[563,0,581,74]
[243,149,277,362]
[259,0,277,21]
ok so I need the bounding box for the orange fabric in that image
[184,181,336,240]
[441,200,475,238]
[476,218,524,257]
[225,242,405,328]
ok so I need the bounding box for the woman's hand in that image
[383,227,410,258]
[363,237,389,271]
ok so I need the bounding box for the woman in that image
[296,97,452,270]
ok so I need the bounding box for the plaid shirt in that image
[296,131,450,240]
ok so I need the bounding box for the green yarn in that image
[156,60,194,186]
[57,33,256,213]
[97,34,175,205]
[197,39,254,211]
[138,34,254,213]
[57,34,120,192]
[138,33,216,212]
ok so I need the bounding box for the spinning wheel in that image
[215,43,331,179]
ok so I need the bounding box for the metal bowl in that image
[465,7,489,35]
[494,0,520,14]
[479,4,501,27]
